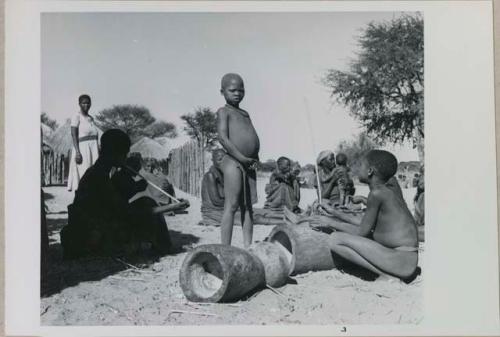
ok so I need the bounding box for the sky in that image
[41,12,420,165]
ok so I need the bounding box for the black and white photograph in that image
[39,10,424,326]
[4,1,499,336]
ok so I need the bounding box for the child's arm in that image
[350,195,368,205]
[217,109,255,167]
[319,201,362,226]
[306,215,360,235]
[318,192,380,237]
[356,192,381,237]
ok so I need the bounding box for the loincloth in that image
[220,153,258,207]
[394,246,418,252]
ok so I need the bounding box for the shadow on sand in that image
[41,217,201,297]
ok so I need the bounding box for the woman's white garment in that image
[67,112,100,191]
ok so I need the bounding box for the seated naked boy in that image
[217,73,260,248]
[200,149,241,226]
[264,156,301,213]
[312,150,418,280]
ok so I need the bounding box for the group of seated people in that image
[199,150,304,227]
[61,129,186,259]
[284,149,422,281]
[60,130,423,282]
[200,147,422,281]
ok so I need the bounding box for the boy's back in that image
[370,182,417,249]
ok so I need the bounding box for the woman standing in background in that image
[67,94,100,191]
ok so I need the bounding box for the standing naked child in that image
[217,73,260,248]
[314,150,418,280]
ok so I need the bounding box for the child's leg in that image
[220,160,243,245]
[329,232,418,279]
[241,205,253,248]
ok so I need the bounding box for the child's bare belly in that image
[228,118,260,158]
[372,224,417,249]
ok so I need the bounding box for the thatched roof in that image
[41,123,54,148]
[153,136,176,153]
[130,137,171,160]
[49,119,72,155]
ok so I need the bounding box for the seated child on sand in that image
[200,149,241,226]
[142,160,177,206]
[216,73,260,248]
[313,150,418,280]
[264,156,301,213]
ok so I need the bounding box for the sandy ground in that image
[41,175,423,325]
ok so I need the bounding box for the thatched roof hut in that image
[154,136,175,154]
[41,123,53,143]
[130,137,171,160]
[49,119,72,155]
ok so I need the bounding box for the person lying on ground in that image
[264,156,301,213]
[311,150,418,280]
[61,129,173,259]
[217,73,260,248]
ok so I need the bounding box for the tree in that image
[323,14,424,161]
[336,132,379,176]
[95,105,177,142]
[144,121,177,139]
[180,107,218,150]
[41,112,59,130]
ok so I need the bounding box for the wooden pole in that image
[303,97,323,203]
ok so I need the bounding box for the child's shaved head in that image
[336,153,347,166]
[365,150,398,182]
[277,156,291,166]
[212,148,225,160]
[211,148,225,167]
[221,73,244,89]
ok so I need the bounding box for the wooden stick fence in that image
[41,148,68,186]
[167,141,208,197]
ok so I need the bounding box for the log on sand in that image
[267,224,336,275]
[248,241,290,288]
[179,244,265,302]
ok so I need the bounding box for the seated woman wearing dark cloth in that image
[61,129,172,259]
